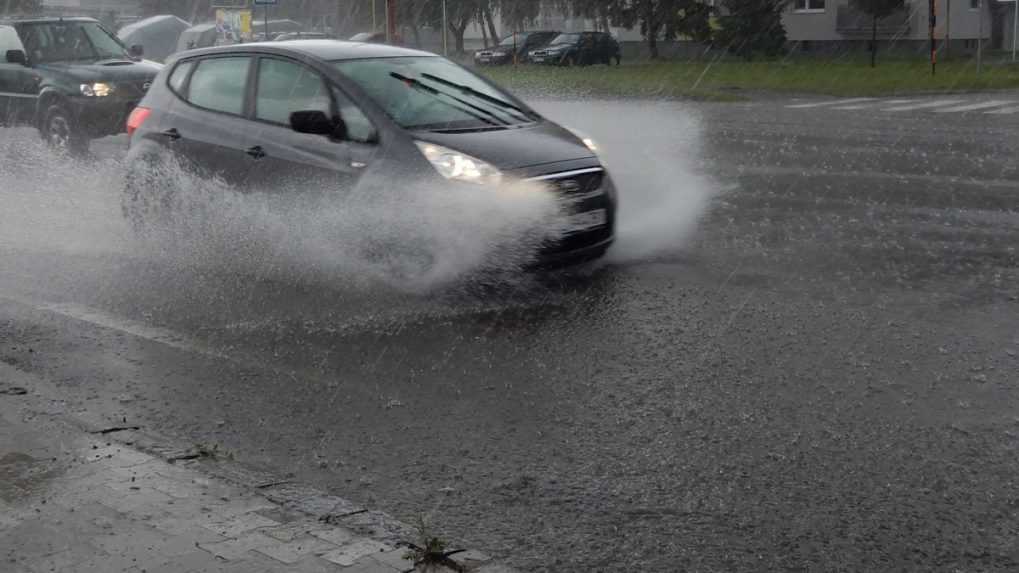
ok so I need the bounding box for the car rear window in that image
[186,56,249,115]
[167,60,193,95]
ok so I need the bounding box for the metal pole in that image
[1013,0,1018,62]
[930,0,937,75]
[264,4,269,41]
[384,0,390,43]
[978,0,983,73]
[372,0,377,32]
[442,0,448,56]
[946,0,951,60]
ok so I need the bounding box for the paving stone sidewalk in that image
[0,366,503,573]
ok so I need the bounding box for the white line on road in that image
[831,99,917,110]
[933,100,1016,113]
[882,99,965,112]
[985,105,1019,115]
[786,98,875,109]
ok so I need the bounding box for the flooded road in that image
[2,97,1019,571]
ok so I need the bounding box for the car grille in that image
[529,167,613,255]
[114,80,152,98]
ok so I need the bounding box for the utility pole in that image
[442,0,448,56]
[372,0,377,32]
[384,0,389,42]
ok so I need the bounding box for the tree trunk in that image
[480,14,489,48]
[484,4,499,44]
[450,20,468,54]
[871,14,877,67]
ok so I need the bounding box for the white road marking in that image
[881,99,965,112]
[786,97,876,109]
[832,99,916,110]
[985,105,1019,115]
[933,100,1016,113]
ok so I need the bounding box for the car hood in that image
[34,59,162,83]
[412,121,595,171]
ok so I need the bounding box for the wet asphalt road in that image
[2,95,1019,572]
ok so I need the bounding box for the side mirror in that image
[290,110,347,140]
[5,49,27,65]
[129,44,144,58]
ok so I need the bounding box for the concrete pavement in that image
[0,364,497,573]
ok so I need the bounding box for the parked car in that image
[0,17,161,152]
[123,41,616,266]
[117,14,190,63]
[349,31,387,44]
[528,31,621,66]
[177,22,237,52]
[474,30,558,65]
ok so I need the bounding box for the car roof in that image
[179,39,435,61]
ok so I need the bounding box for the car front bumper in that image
[69,96,143,138]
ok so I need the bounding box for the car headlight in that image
[415,141,502,185]
[565,127,598,154]
[80,82,113,97]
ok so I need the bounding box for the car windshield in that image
[333,56,536,131]
[19,21,130,63]
[498,33,528,47]
[550,33,580,45]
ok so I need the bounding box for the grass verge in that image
[480,58,1019,100]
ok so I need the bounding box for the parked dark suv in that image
[528,32,621,66]
[0,17,161,152]
[473,31,558,66]
[123,41,617,265]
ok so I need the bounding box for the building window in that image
[794,0,826,12]
[970,0,980,10]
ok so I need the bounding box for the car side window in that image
[0,25,24,55]
[186,56,250,115]
[167,60,194,96]
[332,87,377,144]
[255,57,331,125]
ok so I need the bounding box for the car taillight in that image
[126,106,151,136]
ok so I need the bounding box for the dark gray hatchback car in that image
[123,40,617,265]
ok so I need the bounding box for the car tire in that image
[40,104,88,155]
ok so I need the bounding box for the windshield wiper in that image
[389,72,507,128]
[419,73,536,121]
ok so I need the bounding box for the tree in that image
[497,0,542,33]
[1,0,41,15]
[444,0,479,54]
[559,0,713,59]
[850,0,906,67]
[716,0,789,60]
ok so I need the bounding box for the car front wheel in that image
[40,104,88,154]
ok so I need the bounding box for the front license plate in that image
[532,57,545,63]
[567,209,606,233]
[479,57,491,63]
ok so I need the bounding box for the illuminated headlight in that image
[415,141,502,185]
[566,127,599,154]
[80,82,113,97]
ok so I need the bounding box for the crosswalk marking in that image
[784,96,1019,115]
[984,105,1019,115]
[933,100,1016,113]
[882,99,965,111]
[832,99,916,110]
[786,97,875,109]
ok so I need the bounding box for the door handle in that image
[161,128,181,141]
[245,145,265,159]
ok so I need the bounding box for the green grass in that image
[480,58,1019,100]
